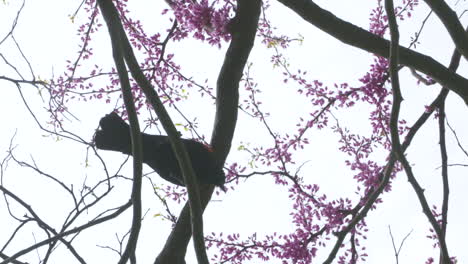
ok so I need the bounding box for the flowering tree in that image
[1,0,467,263]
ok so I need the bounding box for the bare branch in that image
[446,117,468,159]
[0,0,25,46]
[388,226,413,264]
[0,200,131,264]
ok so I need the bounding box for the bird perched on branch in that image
[94,112,226,191]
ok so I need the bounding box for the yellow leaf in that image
[267,39,277,48]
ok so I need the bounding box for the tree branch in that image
[154,0,262,263]
[275,0,468,105]
[0,186,131,264]
[323,1,403,261]
[96,1,145,263]
[422,0,468,60]
[433,28,465,264]
[386,2,461,262]
[437,86,450,264]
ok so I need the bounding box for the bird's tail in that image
[94,112,132,154]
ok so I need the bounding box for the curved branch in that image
[155,0,262,263]
[434,38,464,264]
[275,0,468,105]
[437,87,450,263]
[96,1,145,263]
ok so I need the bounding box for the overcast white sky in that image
[1,0,468,263]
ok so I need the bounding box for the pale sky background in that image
[1,0,468,263]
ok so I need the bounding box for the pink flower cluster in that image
[168,0,232,46]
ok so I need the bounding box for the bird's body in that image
[94,112,226,190]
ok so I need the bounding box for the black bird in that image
[94,112,226,191]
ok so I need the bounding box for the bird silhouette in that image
[94,112,226,191]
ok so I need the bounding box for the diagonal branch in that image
[275,0,468,105]
[0,184,86,264]
[96,1,144,263]
[0,187,131,264]
[422,0,468,60]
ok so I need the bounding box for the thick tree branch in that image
[0,253,26,264]
[155,184,215,264]
[97,0,211,263]
[154,0,262,263]
[422,0,468,60]
[210,0,261,161]
[275,0,468,105]
[96,1,144,263]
